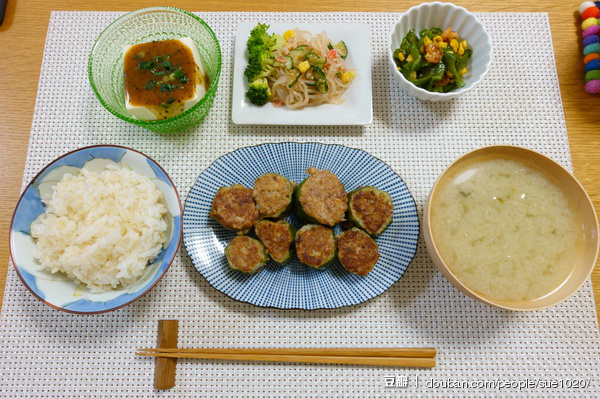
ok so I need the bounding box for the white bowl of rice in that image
[10,145,182,314]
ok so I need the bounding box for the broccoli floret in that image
[244,24,285,83]
[246,78,272,106]
[244,49,274,82]
[269,34,285,52]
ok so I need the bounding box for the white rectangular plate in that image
[232,22,373,125]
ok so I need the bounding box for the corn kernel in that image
[423,36,433,46]
[460,40,468,49]
[457,47,465,56]
[446,71,453,78]
[283,30,295,41]
[341,72,351,83]
[459,67,467,76]
[419,45,425,54]
[298,60,310,73]
[348,70,356,79]
[439,41,448,48]
[397,53,405,61]
[406,54,414,62]
[433,36,443,44]
[450,39,459,52]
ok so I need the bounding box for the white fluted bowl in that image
[388,2,493,101]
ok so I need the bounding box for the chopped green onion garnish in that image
[144,80,156,90]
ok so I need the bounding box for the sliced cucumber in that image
[305,52,326,67]
[289,45,311,62]
[334,41,348,59]
[304,66,328,94]
[287,68,301,87]
[328,41,348,59]
[315,77,328,94]
[274,55,293,69]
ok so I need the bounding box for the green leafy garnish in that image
[160,83,178,93]
[173,69,188,83]
[138,61,157,71]
[160,98,176,108]
[144,80,156,90]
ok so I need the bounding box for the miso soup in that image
[430,157,582,303]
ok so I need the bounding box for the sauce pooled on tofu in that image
[123,39,208,119]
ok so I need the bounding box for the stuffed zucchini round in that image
[225,236,268,274]
[255,220,295,265]
[294,168,347,226]
[210,184,259,234]
[295,224,337,269]
[337,228,380,276]
[252,173,296,219]
[347,186,393,236]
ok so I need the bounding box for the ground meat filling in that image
[226,236,266,273]
[351,188,393,235]
[210,184,259,233]
[337,228,380,276]
[253,173,294,218]
[300,168,348,226]
[255,220,293,263]
[296,225,336,268]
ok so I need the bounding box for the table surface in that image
[0,0,599,319]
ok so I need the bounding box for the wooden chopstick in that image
[137,348,436,368]
[138,347,436,358]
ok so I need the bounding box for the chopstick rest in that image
[153,320,179,390]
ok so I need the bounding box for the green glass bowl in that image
[88,7,221,133]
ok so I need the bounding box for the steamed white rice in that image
[31,165,168,293]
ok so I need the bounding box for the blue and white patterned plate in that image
[9,145,182,314]
[183,142,419,309]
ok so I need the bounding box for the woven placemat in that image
[1,11,599,398]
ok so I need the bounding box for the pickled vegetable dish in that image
[393,27,472,93]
